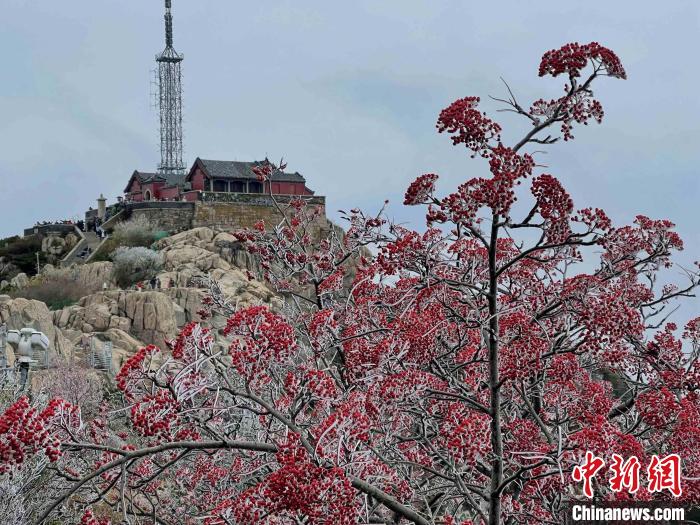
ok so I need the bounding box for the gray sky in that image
[1,1,698,281]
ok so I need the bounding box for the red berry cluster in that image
[530,174,574,243]
[80,509,111,525]
[637,387,681,429]
[499,311,547,382]
[531,92,605,141]
[601,216,683,270]
[223,306,296,384]
[437,97,501,157]
[539,42,626,79]
[574,207,612,232]
[377,369,447,403]
[317,267,345,294]
[437,146,534,223]
[169,322,212,360]
[440,402,491,465]
[0,397,77,473]
[230,438,358,524]
[251,159,287,182]
[684,317,700,346]
[404,173,439,206]
[130,389,181,439]
[115,344,160,395]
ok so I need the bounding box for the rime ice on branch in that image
[2,42,699,525]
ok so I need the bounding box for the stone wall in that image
[193,195,328,235]
[128,203,194,233]
[118,197,329,236]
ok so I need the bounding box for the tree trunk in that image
[488,214,503,525]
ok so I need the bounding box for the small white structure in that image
[3,327,50,389]
[97,193,107,220]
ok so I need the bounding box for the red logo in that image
[573,452,682,498]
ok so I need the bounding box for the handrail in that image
[85,235,109,264]
[60,225,88,268]
[100,209,125,232]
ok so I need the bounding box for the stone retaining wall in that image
[116,197,328,235]
[129,204,194,233]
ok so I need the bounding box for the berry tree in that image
[1,42,698,525]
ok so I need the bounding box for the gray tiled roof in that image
[134,171,186,187]
[134,171,159,182]
[125,171,158,192]
[158,173,187,187]
[199,159,306,183]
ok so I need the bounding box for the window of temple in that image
[144,190,152,201]
[248,181,263,194]
[213,180,227,192]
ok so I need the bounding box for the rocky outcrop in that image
[0,295,73,357]
[99,328,146,371]
[10,273,29,290]
[164,287,205,324]
[44,261,115,290]
[154,227,215,250]
[161,245,231,273]
[154,226,280,313]
[53,300,131,334]
[42,235,69,257]
[0,225,283,374]
[54,290,179,346]
[211,232,261,272]
[155,227,260,274]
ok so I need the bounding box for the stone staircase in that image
[61,231,102,267]
[100,209,125,232]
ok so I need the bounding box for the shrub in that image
[0,257,19,282]
[111,246,163,288]
[112,215,157,248]
[34,362,104,418]
[10,275,96,310]
[91,216,159,262]
[0,235,46,277]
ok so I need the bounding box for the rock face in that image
[42,235,68,257]
[155,228,260,274]
[55,291,178,346]
[164,287,205,324]
[64,233,78,250]
[155,227,215,249]
[10,273,29,290]
[0,295,73,357]
[155,227,281,311]
[162,245,231,273]
[44,261,115,290]
[1,225,285,380]
[44,226,279,360]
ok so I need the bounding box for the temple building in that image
[124,157,315,202]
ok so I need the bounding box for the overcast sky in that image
[1,1,698,286]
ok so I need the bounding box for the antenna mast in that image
[156,0,185,174]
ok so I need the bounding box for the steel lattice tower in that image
[156,0,185,174]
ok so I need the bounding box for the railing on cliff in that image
[197,192,325,206]
[124,201,195,210]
